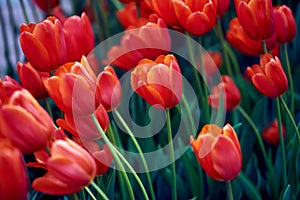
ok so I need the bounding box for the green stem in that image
[237,106,276,195]
[167,109,177,200]
[90,114,135,200]
[181,94,196,135]
[216,16,233,77]
[226,181,233,200]
[262,40,268,54]
[84,186,97,200]
[114,110,156,200]
[92,0,104,42]
[90,181,109,200]
[283,44,294,115]
[275,98,287,187]
[279,97,300,142]
[44,99,53,120]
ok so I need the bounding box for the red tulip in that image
[32,138,96,195]
[274,5,296,43]
[43,57,98,115]
[209,75,241,111]
[0,140,29,200]
[190,124,242,181]
[20,16,66,72]
[0,78,6,106]
[217,0,230,16]
[96,66,122,111]
[17,61,50,99]
[200,51,222,76]
[33,0,59,12]
[131,54,182,109]
[172,0,217,36]
[226,18,276,56]
[63,12,95,62]
[51,5,67,23]
[2,75,22,97]
[235,0,275,40]
[119,0,143,4]
[0,89,54,154]
[246,54,288,98]
[263,119,286,145]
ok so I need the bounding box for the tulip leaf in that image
[236,172,262,200]
[105,169,116,199]
[280,184,290,200]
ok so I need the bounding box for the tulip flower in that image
[2,75,22,97]
[51,5,67,23]
[235,0,275,40]
[263,119,286,145]
[226,18,276,56]
[172,0,217,36]
[17,62,50,99]
[32,138,96,195]
[217,0,230,16]
[190,124,242,181]
[33,0,59,13]
[56,104,110,140]
[246,54,288,98]
[96,66,122,111]
[0,140,29,200]
[131,54,182,109]
[43,57,98,115]
[20,16,66,72]
[107,18,171,70]
[119,0,143,4]
[209,75,241,111]
[63,13,95,62]
[0,89,54,153]
[0,78,7,105]
[200,51,222,76]
[274,5,296,43]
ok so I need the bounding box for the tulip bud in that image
[263,119,286,145]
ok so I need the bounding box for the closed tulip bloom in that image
[63,12,95,62]
[131,54,182,109]
[0,78,6,105]
[96,66,122,111]
[0,140,29,200]
[0,89,54,153]
[43,58,97,115]
[190,124,242,181]
[226,18,276,56]
[17,62,50,99]
[274,5,296,43]
[33,0,59,12]
[172,0,217,36]
[246,54,288,98]
[32,138,96,195]
[263,119,286,145]
[2,75,23,97]
[235,0,275,40]
[20,16,66,72]
[209,75,241,111]
[217,0,230,16]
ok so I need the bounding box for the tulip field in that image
[0,0,299,199]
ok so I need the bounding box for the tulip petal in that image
[251,74,279,98]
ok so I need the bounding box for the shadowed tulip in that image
[2,75,22,97]
[131,54,182,109]
[0,140,29,200]
[246,54,288,98]
[191,124,242,181]
[263,119,286,145]
[0,89,54,153]
[33,0,59,12]
[20,16,66,72]
[217,0,230,16]
[17,62,50,99]
[0,78,7,105]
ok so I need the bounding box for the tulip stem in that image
[90,181,109,200]
[90,114,135,200]
[167,109,177,200]
[236,106,276,195]
[279,96,300,142]
[226,181,233,200]
[114,110,156,200]
[84,186,97,200]
[283,44,294,115]
[275,97,287,187]
[262,40,268,54]
[44,98,53,120]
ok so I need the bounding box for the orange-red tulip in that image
[20,16,66,72]
[263,119,286,145]
[17,62,50,99]
[226,18,276,56]
[209,75,241,111]
[96,66,122,111]
[274,5,296,43]
[235,0,275,40]
[246,54,288,98]
[43,57,98,115]
[190,124,242,181]
[0,140,29,200]
[131,54,182,109]
[63,12,95,62]
[0,89,54,153]
[172,0,217,36]
[33,0,59,12]
[32,138,96,195]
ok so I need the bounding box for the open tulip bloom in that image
[0,0,300,199]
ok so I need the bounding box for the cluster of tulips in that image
[0,0,299,199]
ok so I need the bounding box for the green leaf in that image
[236,172,262,200]
[280,185,290,200]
